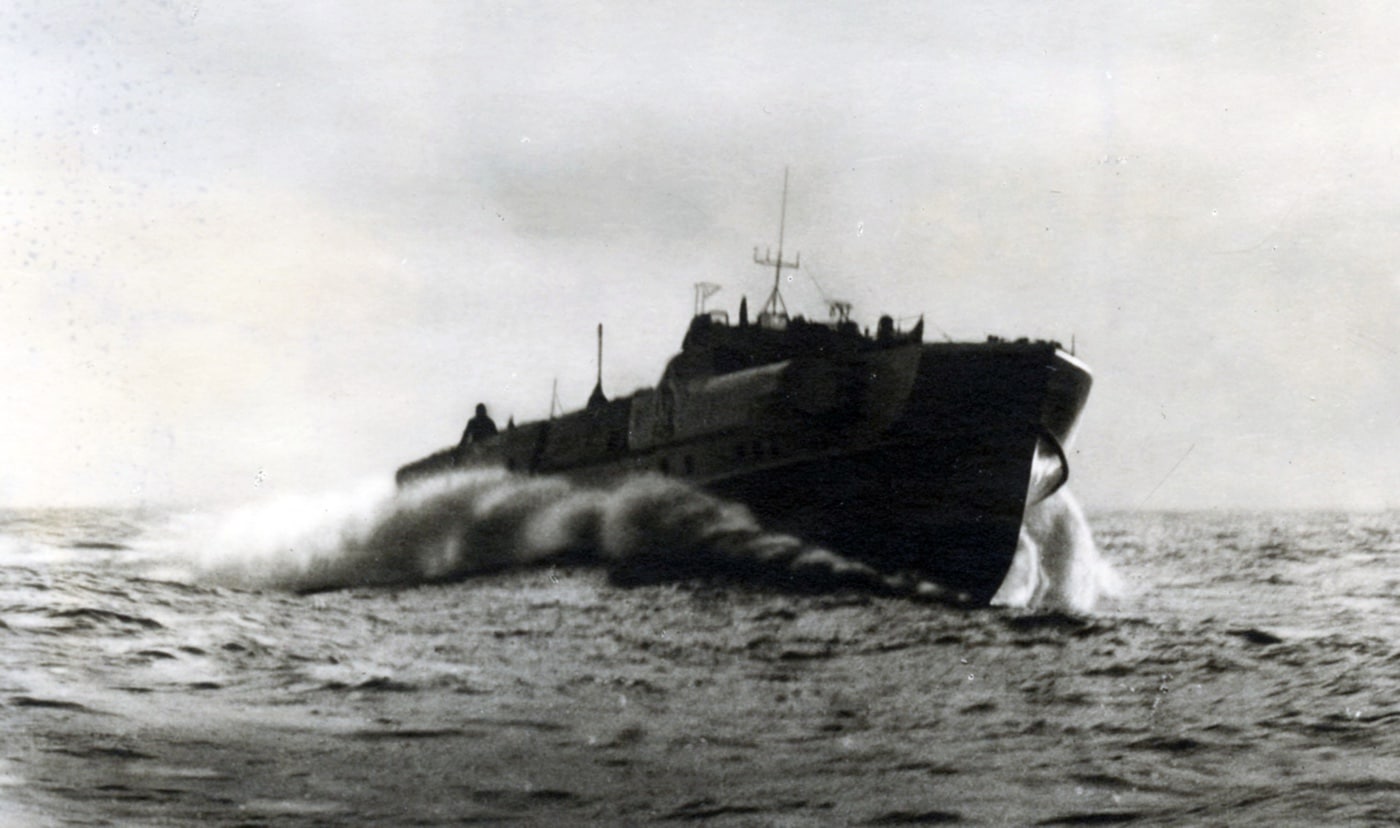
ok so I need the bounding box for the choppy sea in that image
[2,471,1397,826]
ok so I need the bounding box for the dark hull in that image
[701,343,1085,604]
[397,340,1091,604]
[702,439,1032,604]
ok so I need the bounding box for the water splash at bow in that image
[991,486,1121,612]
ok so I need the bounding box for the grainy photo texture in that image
[3,3,1397,825]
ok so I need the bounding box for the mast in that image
[587,323,607,408]
[753,167,799,327]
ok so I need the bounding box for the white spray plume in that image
[991,486,1122,612]
[184,470,896,595]
[171,469,1114,610]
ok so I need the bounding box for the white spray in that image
[185,470,916,597]
[174,469,1116,610]
[990,486,1121,613]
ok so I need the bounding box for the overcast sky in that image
[4,1,1397,511]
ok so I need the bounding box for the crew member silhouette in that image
[460,403,498,446]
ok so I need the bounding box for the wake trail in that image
[162,469,1116,610]
[181,470,946,601]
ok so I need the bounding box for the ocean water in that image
[1,472,1397,826]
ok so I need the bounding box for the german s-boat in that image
[397,191,1091,605]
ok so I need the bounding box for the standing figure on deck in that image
[460,403,498,447]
